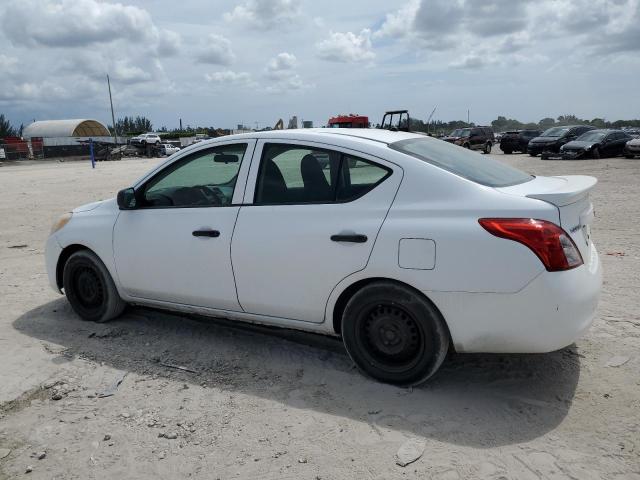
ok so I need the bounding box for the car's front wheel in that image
[341,282,449,386]
[483,142,492,154]
[62,250,126,323]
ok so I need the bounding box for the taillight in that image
[479,218,583,271]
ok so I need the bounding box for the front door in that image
[113,141,255,310]
[231,140,402,323]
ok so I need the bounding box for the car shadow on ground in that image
[14,298,581,449]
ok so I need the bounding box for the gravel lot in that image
[0,149,638,479]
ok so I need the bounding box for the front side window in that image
[142,143,247,207]
[254,144,391,204]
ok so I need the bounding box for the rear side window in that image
[337,155,390,201]
[254,144,391,204]
[390,137,532,187]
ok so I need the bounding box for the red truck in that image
[327,114,369,128]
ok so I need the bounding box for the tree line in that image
[0,114,24,137]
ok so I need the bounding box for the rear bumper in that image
[428,246,602,353]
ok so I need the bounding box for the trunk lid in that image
[497,175,597,263]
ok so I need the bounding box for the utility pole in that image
[107,75,118,144]
[467,109,470,125]
[426,105,437,135]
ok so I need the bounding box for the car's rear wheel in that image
[483,142,492,154]
[62,250,126,323]
[529,152,537,157]
[341,282,449,386]
[625,154,634,159]
[463,143,470,149]
[502,149,512,155]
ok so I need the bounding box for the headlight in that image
[51,212,73,234]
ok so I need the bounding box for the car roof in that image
[213,128,423,146]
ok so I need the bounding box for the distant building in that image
[288,116,298,129]
[302,120,313,128]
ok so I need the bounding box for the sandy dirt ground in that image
[0,150,638,479]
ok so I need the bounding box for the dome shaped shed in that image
[22,119,110,139]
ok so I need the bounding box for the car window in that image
[255,144,340,204]
[336,155,391,202]
[390,137,532,187]
[254,144,391,204]
[142,143,247,208]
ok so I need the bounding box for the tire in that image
[502,149,512,155]
[625,154,634,159]
[463,143,470,149]
[541,153,549,160]
[529,152,537,157]
[62,250,126,323]
[592,147,600,159]
[483,142,492,154]
[141,140,147,146]
[341,282,449,386]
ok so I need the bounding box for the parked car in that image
[622,128,640,138]
[46,129,601,386]
[560,129,632,159]
[624,137,640,158]
[130,133,161,146]
[442,126,494,153]
[160,143,181,156]
[528,125,595,159]
[500,129,542,154]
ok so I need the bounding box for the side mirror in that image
[117,188,137,210]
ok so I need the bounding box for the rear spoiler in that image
[526,175,597,207]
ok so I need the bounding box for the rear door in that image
[231,140,402,323]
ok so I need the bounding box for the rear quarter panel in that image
[326,153,560,327]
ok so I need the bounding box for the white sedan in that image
[160,143,181,156]
[46,129,601,385]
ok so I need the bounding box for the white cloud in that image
[263,52,308,92]
[205,70,252,86]
[265,52,297,76]
[316,29,375,63]
[196,34,236,65]
[224,0,301,29]
[374,0,420,39]
[2,0,155,47]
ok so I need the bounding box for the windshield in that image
[577,131,606,142]
[450,128,471,137]
[390,137,533,187]
[541,127,570,137]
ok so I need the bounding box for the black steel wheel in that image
[341,282,449,386]
[592,147,601,159]
[62,250,126,322]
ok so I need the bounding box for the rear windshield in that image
[390,138,533,187]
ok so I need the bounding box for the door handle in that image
[331,234,367,243]
[193,229,220,238]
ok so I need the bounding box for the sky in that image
[1,0,639,130]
